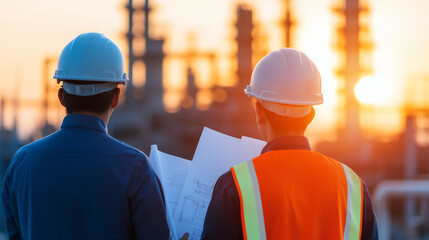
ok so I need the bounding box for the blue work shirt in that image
[2,114,170,240]
[202,136,378,240]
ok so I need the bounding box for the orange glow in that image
[359,106,403,140]
[354,75,404,139]
[355,75,397,107]
[181,96,194,109]
[164,91,182,113]
[196,89,212,111]
[0,0,428,141]
[212,88,228,103]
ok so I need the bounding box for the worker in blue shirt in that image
[2,33,171,240]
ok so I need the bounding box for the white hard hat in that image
[245,48,322,117]
[54,33,128,96]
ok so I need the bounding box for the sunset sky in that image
[0,0,428,141]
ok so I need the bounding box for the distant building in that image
[109,3,259,159]
[0,96,22,168]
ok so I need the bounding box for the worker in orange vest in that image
[201,48,378,240]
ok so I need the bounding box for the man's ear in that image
[254,101,266,126]
[304,106,316,126]
[111,88,120,109]
[254,100,270,141]
[58,88,65,107]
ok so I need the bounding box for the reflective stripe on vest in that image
[231,161,266,240]
[342,164,364,240]
[231,159,363,240]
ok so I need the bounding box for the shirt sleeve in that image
[127,156,171,240]
[2,153,21,240]
[201,171,243,240]
[361,181,379,240]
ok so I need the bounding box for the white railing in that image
[373,180,429,240]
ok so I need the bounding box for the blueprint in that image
[149,128,266,240]
[149,145,192,239]
[172,127,265,239]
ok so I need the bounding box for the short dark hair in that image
[257,101,315,133]
[61,81,118,115]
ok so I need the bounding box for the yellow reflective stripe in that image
[248,161,267,240]
[233,161,266,240]
[342,164,363,240]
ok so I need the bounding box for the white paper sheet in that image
[149,145,192,240]
[172,128,265,240]
[241,136,267,149]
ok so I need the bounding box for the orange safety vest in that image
[231,150,363,240]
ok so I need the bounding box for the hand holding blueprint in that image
[149,127,266,240]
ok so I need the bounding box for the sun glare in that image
[355,76,383,105]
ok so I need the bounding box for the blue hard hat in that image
[53,32,128,84]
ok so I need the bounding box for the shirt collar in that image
[61,114,107,134]
[261,135,311,154]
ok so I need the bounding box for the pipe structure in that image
[126,0,134,104]
[373,180,429,240]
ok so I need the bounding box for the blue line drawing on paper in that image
[190,229,203,240]
[165,171,188,213]
[192,178,214,199]
[179,195,208,225]
[165,171,187,186]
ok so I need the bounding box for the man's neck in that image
[266,130,305,142]
[69,111,110,125]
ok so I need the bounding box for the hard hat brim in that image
[54,75,128,85]
[244,87,323,106]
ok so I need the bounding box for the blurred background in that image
[0,0,428,239]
